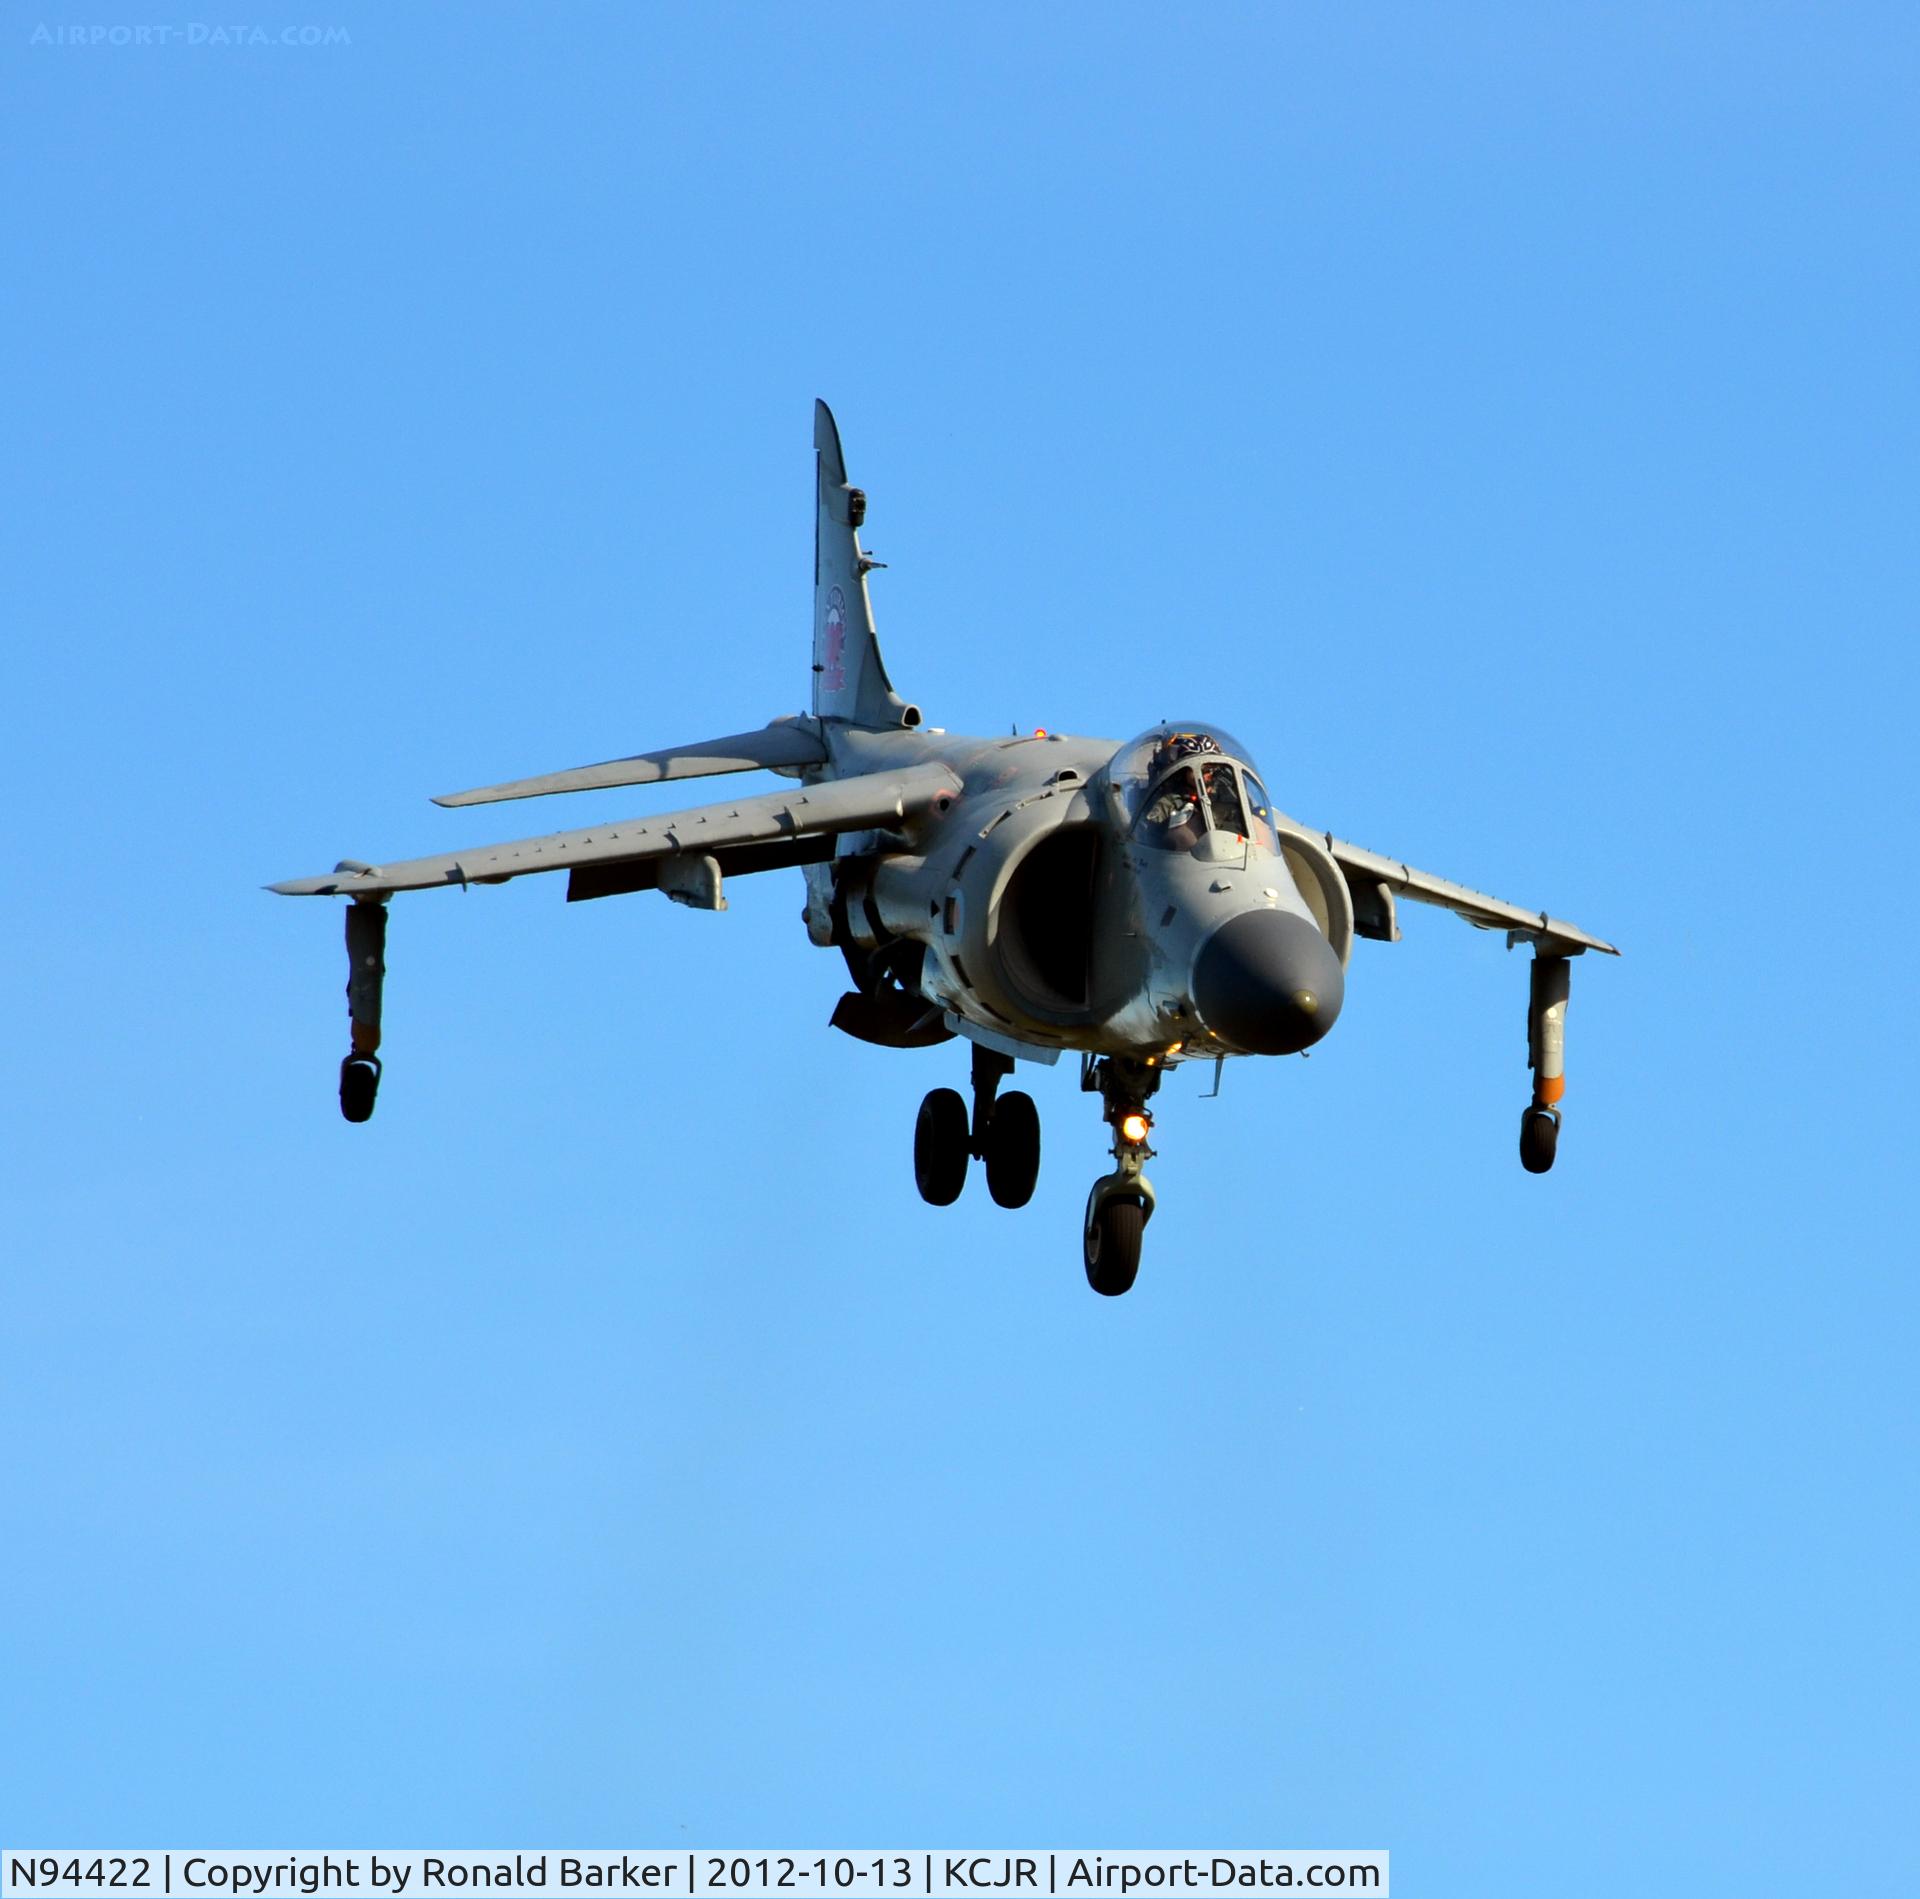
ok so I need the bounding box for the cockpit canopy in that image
[1109,722,1279,854]
[1109,723,1256,786]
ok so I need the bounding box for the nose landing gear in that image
[1081,1055,1161,1296]
[912,1045,1043,1209]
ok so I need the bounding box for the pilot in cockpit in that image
[1201,762,1247,838]
[1137,732,1245,853]
[1138,766,1205,851]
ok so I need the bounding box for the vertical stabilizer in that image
[814,400,914,728]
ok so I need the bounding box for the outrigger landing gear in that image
[1519,951,1571,1174]
[1080,1055,1161,1296]
[338,897,389,1123]
[912,1044,1043,1209]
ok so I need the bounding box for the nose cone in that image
[1192,910,1345,1055]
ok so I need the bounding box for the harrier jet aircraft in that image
[273,401,1617,1294]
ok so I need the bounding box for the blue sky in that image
[4,2,1916,1889]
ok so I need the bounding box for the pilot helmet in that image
[1151,731,1222,774]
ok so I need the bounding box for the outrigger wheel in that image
[338,898,388,1124]
[339,1053,382,1124]
[1519,1106,1560,1174]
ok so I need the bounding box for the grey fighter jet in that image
[274,401,1617,1295]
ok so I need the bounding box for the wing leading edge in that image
[271,762,961,899]
[1282,822,1620,957]
[431,719,827,808]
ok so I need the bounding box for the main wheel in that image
[984,1090,1041,1208]
[1519,1106,1560,1174]
[914,1087,970,1205]
[1083,1196,1144,1296]
[339,1055,380,1124]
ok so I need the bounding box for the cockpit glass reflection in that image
[1242,771,1279,852]
[1135,767,1205,851]
[1202,764,1246,838]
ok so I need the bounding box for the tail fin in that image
[814,400,917,728]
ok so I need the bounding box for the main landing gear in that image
[913,1045,1043,1210]
[912,1047,1165,1296]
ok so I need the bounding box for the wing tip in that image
[1542,915,1622,957]
[269,858,389,897]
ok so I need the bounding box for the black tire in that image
[1519,1107,1559,1174]
[339,1056,380,1124]
[984,1090,1042,1208]
[914,1087,970,1205]
[1084,1196,1144,1296]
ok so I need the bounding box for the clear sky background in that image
[4,3,1916,1891]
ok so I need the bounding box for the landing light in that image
[1119,1112,1151,1145]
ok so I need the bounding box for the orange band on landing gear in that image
[1534,1074,1565,1107]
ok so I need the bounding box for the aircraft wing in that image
[270,763,961,898]
[1284,823,1620,957]
[431,720,827,807]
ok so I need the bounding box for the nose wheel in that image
[1083,1193,1145,1296]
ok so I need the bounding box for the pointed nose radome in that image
[1191,910,1346,1056]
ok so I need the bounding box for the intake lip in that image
[1191,909,1345,1055]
